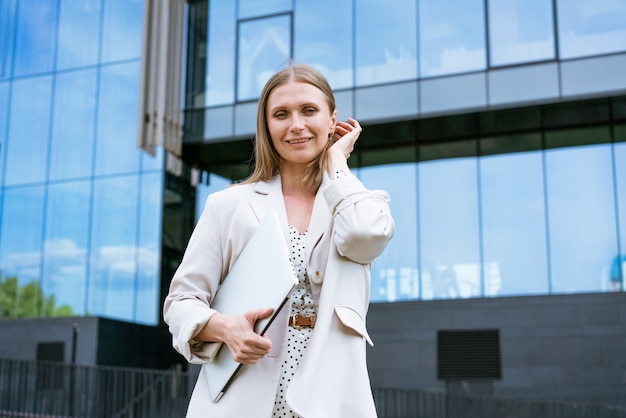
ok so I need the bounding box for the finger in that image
[245,307,274,324]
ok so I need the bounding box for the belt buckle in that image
[291,313,303,330]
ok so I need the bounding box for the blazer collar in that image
[250,174,331,257]
[250,175,288,229]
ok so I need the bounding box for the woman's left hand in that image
[327,118,361,175]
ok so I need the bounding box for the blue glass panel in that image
[355,0,417,86]
[294,0,353,89]
[237,14,291,101]
[419,157,481,299]
[95,62,141,175]
[0,185,45,286]
[135,172,163,325]
[488,0,555,66]
[57,0,101,70]
[196,173,232,222]
[560,54,626,98]
[355,82,418,121]
[13,0,58,76]
[419,0,486,77]
[488,63,559,105]
[546,144,618,293]
[49,69,97,181]
[0,82,8,185]
[0,0,17,79]
[206,0,236,106]
[480,151,549,296]
[613,130,626,290]
[141,143,164,172]
[5,76,52,185]
[101,0,143,63]
[238,0,291,19]
[41,181,91,316]
[88,175,140,321]
[360,164,418,303]
[557,0,626,59]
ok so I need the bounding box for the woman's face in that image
[266,81,337,168]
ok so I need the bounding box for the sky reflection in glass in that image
[557,0,626,59]
[237,15,291,101]
[419,0,486,77]
[488,0,555,66]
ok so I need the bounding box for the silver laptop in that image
[203,211,298,402]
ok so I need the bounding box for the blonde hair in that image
[242,64,336,192]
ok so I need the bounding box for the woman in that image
[163,64,395,417]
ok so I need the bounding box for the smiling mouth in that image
[287,138,311,144]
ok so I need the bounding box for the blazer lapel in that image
[305,178,331,261]
[249,174,330,258]
[249,175,290,241]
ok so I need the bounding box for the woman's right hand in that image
[197,307,274,364]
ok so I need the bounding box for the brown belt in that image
[289,314,316,330]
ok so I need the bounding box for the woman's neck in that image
[279,164,312,196]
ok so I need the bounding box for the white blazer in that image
[163,173,394,418]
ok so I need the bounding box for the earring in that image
[328,131,334,141]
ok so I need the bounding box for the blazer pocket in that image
[334,305,374,346]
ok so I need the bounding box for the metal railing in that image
[0,358,193,418]
[372,388,626,418]
[2,358,625,418]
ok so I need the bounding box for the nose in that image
[289,113,304,131]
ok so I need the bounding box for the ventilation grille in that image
[437,329,501,380]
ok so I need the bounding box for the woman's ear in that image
[330,109,338,135]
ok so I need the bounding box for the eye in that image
[274,111,287,119]
[303,107,316,115]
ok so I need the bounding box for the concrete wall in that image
[0,316,180,370]
[366,292,626,406]
[2,293,624,405]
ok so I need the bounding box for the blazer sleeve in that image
[163,194,226,364]
[322,173,395,264]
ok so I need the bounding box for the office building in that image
[1,0,625,406]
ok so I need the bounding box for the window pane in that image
[488,0,555,66]
[0,0,17,79]
[88,176,140,321]
[141,144,164,172]
[355,0,417,86]
[546,145,618,293]
[0,82,8,185]
[135,172,163,324]
[419,0,486,77]
[360,164,418,303]
[95,62,141,175]
[50,69,97,181]
[237,15,291,101]
[294,0,353,89]
[480,151,549,296]
[614,132,626,290]
[419,157,481,299]
[557,0,626,59]
[42,181,91,316]
[5,77,52,185]
[205,0,236,106]
[196,173,232,222]
[13,0,58,76]
[238,0,291,19]
[101,0,143,63]
[0,186,45,288]
[57,0,101,70]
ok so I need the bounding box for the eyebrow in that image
[268,102,320,112]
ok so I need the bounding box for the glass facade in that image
[188,0,626,105]
[0,0,164,324]
[189,0,626,303]
[3,0,624,325]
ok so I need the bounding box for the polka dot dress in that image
[272,226,316,417]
